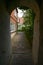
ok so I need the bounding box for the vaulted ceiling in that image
[5,0,41,14]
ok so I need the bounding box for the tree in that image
[23,9,35,47]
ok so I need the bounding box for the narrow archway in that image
[9,1,40,65]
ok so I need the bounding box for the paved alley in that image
[10,32,33,65]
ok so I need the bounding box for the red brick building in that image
[10,9,18,32]
[10,9,17,24]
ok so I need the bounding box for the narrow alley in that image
[10,32,33,65]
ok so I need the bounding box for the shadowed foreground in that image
[10,32,33,65]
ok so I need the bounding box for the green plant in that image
[23,9,35,47]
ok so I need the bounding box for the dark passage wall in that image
[38,1,43,65]
[0,1,11,65]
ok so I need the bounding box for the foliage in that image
[22,9,35,47]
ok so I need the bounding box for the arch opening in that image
[9,1,40,65]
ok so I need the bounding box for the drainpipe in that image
[15,8,18,33]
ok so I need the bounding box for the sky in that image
[18,8,23,18]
